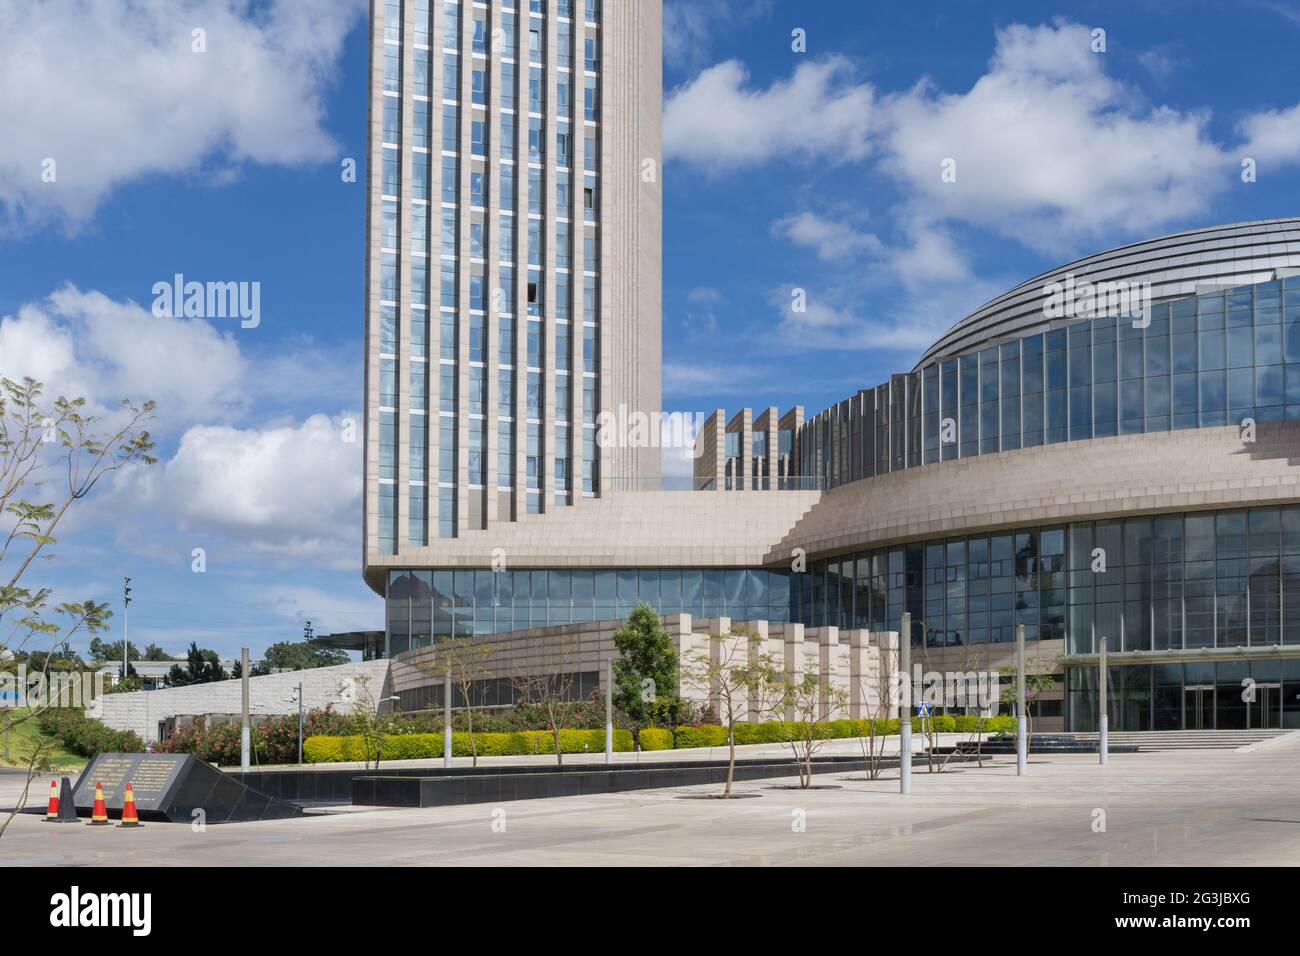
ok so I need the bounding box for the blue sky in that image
[1,0,1298,660]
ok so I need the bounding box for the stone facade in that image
[388,614,900,723]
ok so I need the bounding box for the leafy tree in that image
[260,639,350,671]
[166,642,227,686]
[611,603,680,742]
[89,636,141,662]
[0,376,156,838]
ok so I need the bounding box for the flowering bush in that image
[154,707,364,766]
[36,707,145,756]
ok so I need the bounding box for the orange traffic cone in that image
[117,783,143,827]
[43,779,59,821]
[87,782,110,825]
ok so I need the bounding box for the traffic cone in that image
[117,783,143,827]
[53,777,79,823]
[87,782,110,825]
[43,779,59,821]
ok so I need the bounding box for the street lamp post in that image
[122,577,132,685]
[899,612,912,795]
[1099,636,1109,766]
[240,646,250,773]
[443,668,453,769]
[1016,624,1027,777]
[604,658,613,766]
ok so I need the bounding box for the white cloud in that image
[771,279,1000,355]
[2,285,362,570]
[233,582,381,634]
[0,0,364,230]
[1239,103,1300,168]
[663,361,770,398]
[887,221,974,287]
[0,285,247,424]
[663,0,774,72]
[664,57,874,169]
[678,19,1300,260]
[772,211,882,261]
[876,20,1237,253]
[121,413,362,570]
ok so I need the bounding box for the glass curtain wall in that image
[800,278,1300,490]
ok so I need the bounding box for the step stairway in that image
[956,729,1294,754]
[1061,729,1294,751]
[956,734,1137,754]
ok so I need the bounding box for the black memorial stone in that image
[73,753,302,823]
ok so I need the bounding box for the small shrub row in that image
[303,715,1019,762]
[304,728,634,763]
[637,727,674,751]
[672,714,1018,748]
[36,707,146,756]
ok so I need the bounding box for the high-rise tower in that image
[364,0,662,572]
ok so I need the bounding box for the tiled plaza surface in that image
[4,740,1299,866]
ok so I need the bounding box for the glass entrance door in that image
[1185,685,1214,729]
[1251,683,1282,729]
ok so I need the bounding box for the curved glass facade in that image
[386,504,1300,655]
[385,567,792,655]
[801,277,1300,490]
[798,505,1300,652]
[1068,659,1300,732]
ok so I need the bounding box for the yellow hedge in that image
[637,727,674,750]
[304,729,634,763]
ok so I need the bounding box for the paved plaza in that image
[5,739,1300,866]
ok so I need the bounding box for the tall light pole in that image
[899,612,912,795]
[122,576,132,684]
[1098,636,1109,765]
[284,684,306,766]
[443,667,453,769]
[604,658,613,765]
[240,646,250,773]
[1016,623,1027,777]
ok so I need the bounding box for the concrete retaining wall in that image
[87,660,391,742]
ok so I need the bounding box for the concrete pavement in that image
[4,741,1300,866]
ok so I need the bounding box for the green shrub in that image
[638,727,674,751]
[36,707,145,757]
[671,724,728,749]
[305,713,1020,762]
[303,728,634,763]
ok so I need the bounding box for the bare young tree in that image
[765,670,847,789]
[920,636,991,773]
[855,633,897,781]
[341,673,386,771]
[0,377,155,840]
[680,624,778,798]
[510,638,576,767]
[998,658,1058,754]
[413,637,495,766]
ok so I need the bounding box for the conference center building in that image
[358,0,1300,735]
